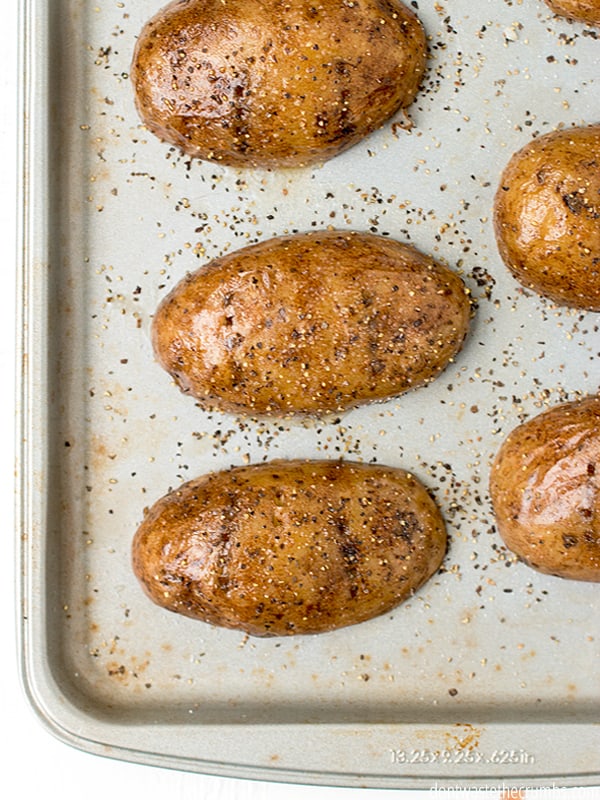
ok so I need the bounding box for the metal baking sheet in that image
[17,0,599,789]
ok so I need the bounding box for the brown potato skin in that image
[489,396,600,582]
[493,125,600,311]
[131,0,427,168]
[132,460,447,636]
[544,0,600,25]
[151,231,471,416]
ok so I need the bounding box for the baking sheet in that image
[18,0,599,788]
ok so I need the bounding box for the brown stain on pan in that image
[104,655,151,689]
[444,723,483,753]
[412,723,484,752]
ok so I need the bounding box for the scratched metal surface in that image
[19,0,599,788]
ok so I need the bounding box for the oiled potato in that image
[131,0,427,168]
[489,396,600,582]
[152,231,471,416]
[132,460,447,636]
[493,125,600,311]
[544,0,600,25]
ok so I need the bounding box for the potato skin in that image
[493,125,600,311]
[151,231,471,416]
[544,0,600,25]
[130,0,427,168]
[489,396,600,582]
[132,460,447,636]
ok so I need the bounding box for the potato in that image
[493,125,600,311]
[151,230,471,416]
[130,0,427,168]
[544,0,600,25]
[489,396,600,582]
[132,459,447,636]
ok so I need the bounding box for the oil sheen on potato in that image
[132,460,448,636]
[493,124,600,311]
[151,230,472,416]
[490,396,600,582]
[131,0,427,168]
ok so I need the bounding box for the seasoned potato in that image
[131,0,427,168]
[493,125,600,311]
[489,396,600,582]
[132,460,447,636]
[151,230,471,416]
[544,0,600,25]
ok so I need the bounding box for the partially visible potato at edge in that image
[544,0,600,26]
[151,230,472,416]
[489,396,600,582]
[130,0,427,168]
[493,125,600,311]
[132,460,447,636]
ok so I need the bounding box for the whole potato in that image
[151,230,472,416]
[493,125,600,311]
[489,396,600,582]
[132,460,447,636]
[544,0,600,25]
[131,0,427,168]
